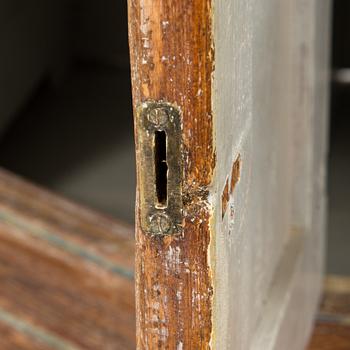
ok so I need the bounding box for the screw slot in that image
[147,108,169,127]
[149,213,172,235]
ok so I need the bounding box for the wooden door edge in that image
[128,1,216,348]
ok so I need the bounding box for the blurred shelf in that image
[308,275,350,350]
[0,169,135,349]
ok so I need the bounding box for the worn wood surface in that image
[128,0,331,348]
[0,169,136,350]
[128,1,215,349]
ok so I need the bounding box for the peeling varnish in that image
[221,178,230,219]
[230,154,241,194]
[221,154,242,220]
[128,0,215,348]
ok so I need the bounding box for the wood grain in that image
[0,169,136,349]
[308,323,350,350]
[308,275,350,350]
[0,167,348,349]
[0,322,53,350]
[128,0,215,348]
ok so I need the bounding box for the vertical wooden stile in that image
[128,1,215,348]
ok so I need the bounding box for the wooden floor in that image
[0,169,348,349]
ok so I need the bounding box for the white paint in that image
[162,20,170,29]
[177,341,183,350]
[211,0,330,349]
[165,246,182,274]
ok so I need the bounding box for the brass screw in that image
[149,213,172,235]
[147,107,168,127]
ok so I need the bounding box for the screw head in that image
[149,212,172,235]
[147,107,168,127]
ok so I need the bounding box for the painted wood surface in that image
[129,0,330,349]
[212,1,331,349]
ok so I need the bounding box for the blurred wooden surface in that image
[0,169,135,350]
[308,275,350,350]
[0,168,348,349]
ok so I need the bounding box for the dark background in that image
[327,0,350,274]
[0,0,135,222]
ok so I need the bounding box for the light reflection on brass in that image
[136,101,183,236]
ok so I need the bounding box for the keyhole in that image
[154,130,168,207]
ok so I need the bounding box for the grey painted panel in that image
[211,1,330,348]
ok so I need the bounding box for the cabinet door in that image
[128,1,331,349]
